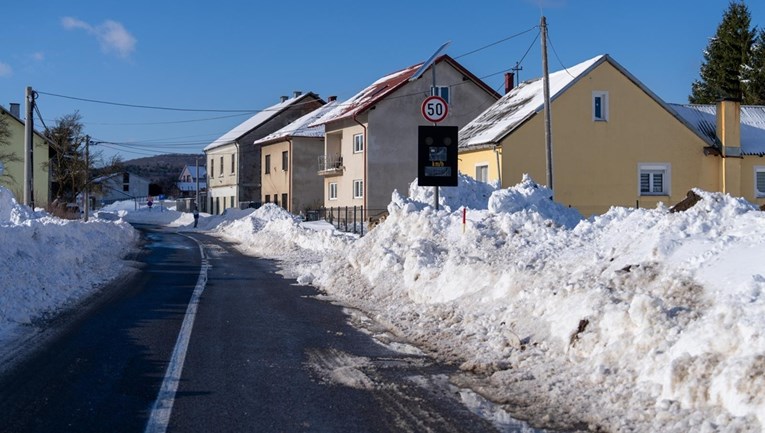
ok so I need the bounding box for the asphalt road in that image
[0,225,543,433]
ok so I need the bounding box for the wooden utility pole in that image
[24,86,34,207]
[540,16,554,198]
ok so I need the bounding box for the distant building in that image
[177,164,206,198]
[0,103,51,208]
[90,171,150,208]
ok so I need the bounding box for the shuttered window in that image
[756,168,765,197]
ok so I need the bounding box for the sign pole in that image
[432,64,439,211]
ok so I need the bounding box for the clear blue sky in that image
[1,0,764,163]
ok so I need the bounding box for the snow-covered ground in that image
[1,175,764,432]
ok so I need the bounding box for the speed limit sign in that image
[421,95,448,123]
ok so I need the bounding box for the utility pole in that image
[195,157,200,211]
[540,16,554,198]
[511,62,523,87]
[24,86,35,208]
[84,136,90,222]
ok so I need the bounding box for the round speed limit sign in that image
[421,95,448,123]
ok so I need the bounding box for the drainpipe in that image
[494,145,502,185]
[353,114,367,221]
[234,141,240,208]
[287,138,293,213]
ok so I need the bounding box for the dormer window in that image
[593,91,608,121]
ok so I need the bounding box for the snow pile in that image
[207,176,765,432]
[100,200,194,227]
[0,187,139,343]
[406,174,498,211]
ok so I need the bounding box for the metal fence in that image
[317,206,389,236]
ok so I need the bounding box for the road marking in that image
[145,235,209,433]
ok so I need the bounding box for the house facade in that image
[204,92,323,215]
[312,55,499,220]
[458,54,765,216]
[176,164,206,198]
[91,171,150,207]
[255,99,337,214]
[0,104,50,208]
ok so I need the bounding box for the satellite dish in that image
[409,41,451,82]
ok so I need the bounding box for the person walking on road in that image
[193,207,199,228]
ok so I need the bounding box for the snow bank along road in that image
[0,226,540,433]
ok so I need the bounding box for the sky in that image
[1,0,764,164]
[2,172,765,431]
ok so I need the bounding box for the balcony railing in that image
[318,154,343,176]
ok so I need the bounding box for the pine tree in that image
[745,29,765,105]
[689,1,755,103]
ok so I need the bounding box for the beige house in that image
[203,92,323,214]
[310,54,499,221]
[0,103,50,208]
[254,99,338,213]
[459,54,765,216]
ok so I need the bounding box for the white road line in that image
[145,236,209,433]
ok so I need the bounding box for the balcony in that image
[318,154,344,176]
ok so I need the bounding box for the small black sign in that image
[418,125,458,187]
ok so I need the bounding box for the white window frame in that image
[755,166,765,198]
[593,91,608,121]
[328,182,338,200]
[353,133,364,153]
[431,86,450,104]
[638,163,671,196]
[353,179,364,199]
[475,163,489,183]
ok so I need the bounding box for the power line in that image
[547,30,575,79]
[37,91,264,113]
[453,26,538,59]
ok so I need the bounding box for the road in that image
[0,225,545,433]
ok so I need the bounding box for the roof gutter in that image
[353,113,367,220]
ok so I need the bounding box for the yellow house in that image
[459,54,764,215]
[0,104,50,208]
[255,98,338,213]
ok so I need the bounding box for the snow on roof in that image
[253,100,340,145]
[459,55,606,149]
[183,165,206,177]
[204,93,318,151]
[310,63,422,127]
[669,104,765,156]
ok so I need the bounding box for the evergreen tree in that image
[690,1,755,103]
[745,29,765,105]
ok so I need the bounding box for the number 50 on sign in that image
[421,95,448,123]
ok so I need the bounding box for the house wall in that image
[0,110,49,207]
[322,120,366,210]
[261,140,290,207]
[206,144,238,214]
[97,173,150,203]
[742,157,765,207]
[290,137,324,213]
[458,147,502,184]
[365,61,498,214]
[500,61,716,216]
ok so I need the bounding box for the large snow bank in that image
[0,188,140,344]
[207,175,765,432]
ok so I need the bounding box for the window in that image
[282,151,289,171]
[265,154,271,174]
[123,184,130,192]
[329,182,338,200]
[639,163,670,196]
[476,164,489,183]
[219,156,224,176]
[223,197,227,209]
[273,194,278,206]
[431,86,450,104]
[353,133,364,153]
[281,193,288,209]
[353,179,363,199]
[265,194,270,203]
[593,91,608,121]
[756,167,765,197]
[231,196,235,208]
[231,154,235,174]
[215,197,220,214]
[210,159,214,178]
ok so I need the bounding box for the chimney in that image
[504,72,515,94]
[280,95,288,103]
[327,95,337,102]
[9,103,20,118]
[293,91,302,98]
[716,98,741,154]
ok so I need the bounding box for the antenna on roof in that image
[409,41,451,82]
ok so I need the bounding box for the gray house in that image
[203,92,324,214]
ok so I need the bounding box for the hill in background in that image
[122,153,204,196]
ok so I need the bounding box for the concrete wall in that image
[499,60,717,216]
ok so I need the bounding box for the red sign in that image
[421,96,448,123]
